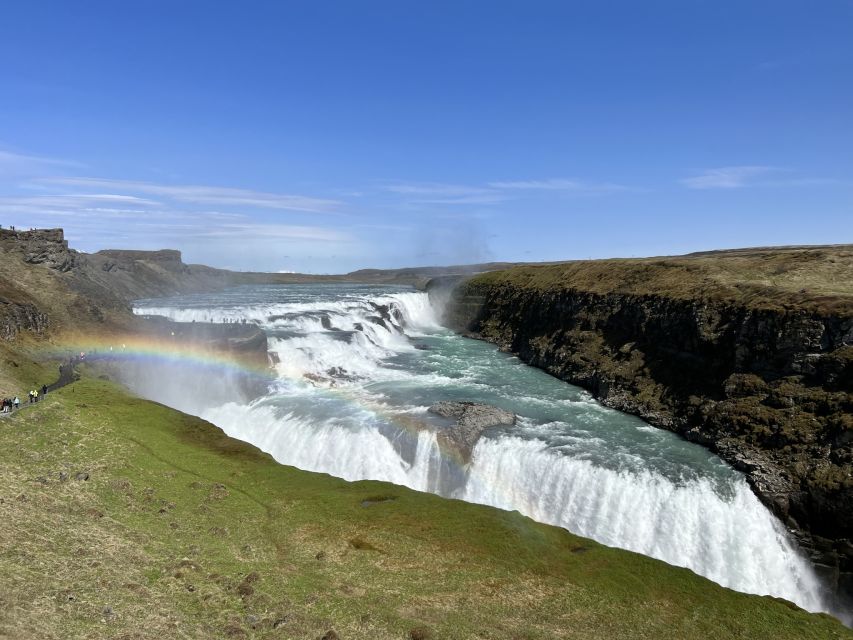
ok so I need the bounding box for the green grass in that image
[0,376,850,639]
[0,338,55,398]
[467,245,853,315]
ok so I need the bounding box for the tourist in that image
[41,384,47,396]
[13,396,19,410]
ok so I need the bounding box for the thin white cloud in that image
[353,223,412,232]
[0,149,84,174]
[680,166,779,189]
[381,182,505,205]
[0,196,352,247]
[415,194,506,205]
[488,178,627,192]
[383,178,627,205]
[383,183,493,197]
[35,193,162,208]
[43,177,342,213]
[195,210,248,220]
[195,223,350,242]
[62,193,161,205]
[0,195,160,218]
[680,166,842,190]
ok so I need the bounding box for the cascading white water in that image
[463,436,820,602]
[132,283,832,617]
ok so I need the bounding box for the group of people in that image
[1,384,49,414]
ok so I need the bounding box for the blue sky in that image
[1,1,851,273]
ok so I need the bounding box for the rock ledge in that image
[429,401,516,461]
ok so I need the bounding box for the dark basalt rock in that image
[429,401,516,461]
[13,228,77,272]
[369,301,403,326]
[326,366,354,380]
[366,315,388,330]
[436,275,853,606]
[0,299,49,340]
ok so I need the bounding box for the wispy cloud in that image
[680,166,841,190]
[488,178,627,192]
[0,193,349,240]
[0,150,356,269]
[680,166,779,189]
[0,201,352,266]
[192,223,350,242]
[0,194,161,218]
[382,177,628,205]
[383,183,490,197]
[43,177,343,213]
[382,182,505,205]
[0,149,84,175]
[63,193,161,205]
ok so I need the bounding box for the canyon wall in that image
[432,255,853,600]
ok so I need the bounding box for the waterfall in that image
[132,284,832,617]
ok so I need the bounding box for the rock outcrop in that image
[0,299,48,340]
[13,228,77,272]
[432,249,853,604]
[0,229,248,335]
[429,401,516,460]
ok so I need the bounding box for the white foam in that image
[463,436,825,610]
[134,287,833,618]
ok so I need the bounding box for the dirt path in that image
[0,357,79,419]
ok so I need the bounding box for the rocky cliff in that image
[0,228,523,341]
[432,246,853,602]
[0,229,303,337]
[0,296,48,340]
[1,229,66,338]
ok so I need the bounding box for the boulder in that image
[429,401,516,460]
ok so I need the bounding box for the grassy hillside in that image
[468,245,853,315]
[0,373,850,639]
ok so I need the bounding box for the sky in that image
[0,1,851,273]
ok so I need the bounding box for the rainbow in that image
[41,332,276,382]
[39,331,474,467]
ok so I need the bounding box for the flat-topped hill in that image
[465,245,853,315]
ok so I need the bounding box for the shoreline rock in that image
[429,401,516,461]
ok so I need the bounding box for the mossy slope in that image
[0,377,849,639]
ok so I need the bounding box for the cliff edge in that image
[434,245,853,602]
